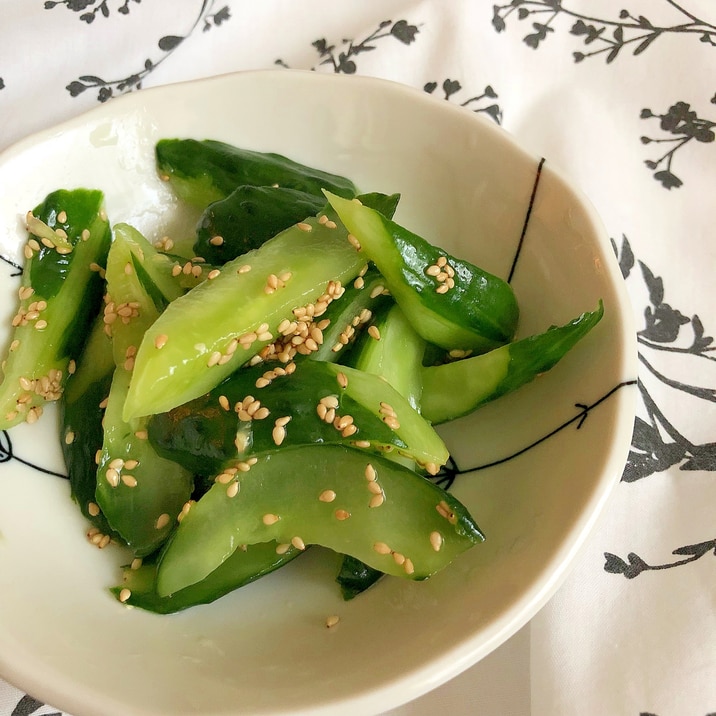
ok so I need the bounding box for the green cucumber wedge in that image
[156,138,357,208]
[325,192,519,353]
[0,189,110,429]
[124,207,367,420]
[156,444,484,596]
[421,302,605,424]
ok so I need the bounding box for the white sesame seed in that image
[130,557,143,570]
[88,502,100,517]
[369,494,385,508]
[291,536,306,550]
[209,235,224,246]
[118,588,132,603]
[335,509,350,521]
[373,542,391,555]
[297,222,312,232]
[155,513,171,530]
[121,474,138,488]
[272,425,286,446]
[319,489,336,503]
[263,513,280,526]
[326,615,340,628]
[226,481,240,498]
[430,531,443,552]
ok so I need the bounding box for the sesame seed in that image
[291,536,306,550]
[276,543,291,554]
[370,284,385,299]
[326,615,340,628]
[34,320,48,331]
[403,558,415,575]
[118,588,131,603]
[436,283,449,294]
[392,551,406,565]
[275,415,292,427]
[373,542,392,555]
[124,459,139,469]
[318,214,329,225]
[320,395,339,409]
[155,513,171,530]
[209,235,224,246]
[216,471,234,485]
[383,415,401,430]
[297,222,312,232]
[425,264,441,277]
[130,558,143,570]
[262,513,280,526]
[335,509,350,521]
[368,325,381,341]
[57,210,68,223]
[208,269,221,280]
[238,264,252,274]
[81,229,90,241]
[121,474,138,488]
[105,468,120,487]
[424,462,440,476]
[319,489,336,503]
[65,431,76,446]
[68,359,76,374]
[347,234,361,250]
[134,430,148,440]
[353,440,371,448]
[272,425,286,446]
[88,502,100,517]
[109,457,125,470]
[324,220,337,229]
[369,494,385,508]
[367,481,382,495]
[207,351,222,367]
[171,264,182,277]
[226,481,240,498]
[430,531,443,552]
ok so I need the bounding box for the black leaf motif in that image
[158,34,184,51]
[423,81,438,94]
[442,78,461,97]
[390,19,419,44]
[66,80,88,96]
[680,443,716,471]
[653,169,683,189]
[11,694,45,716]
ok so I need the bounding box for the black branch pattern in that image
[63,0,230,101]
[424,78,503,124]
[491,1,716,63]
[275,19,420,73]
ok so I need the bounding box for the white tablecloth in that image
[1,1,714,714]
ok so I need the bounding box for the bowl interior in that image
[0,71,636,716]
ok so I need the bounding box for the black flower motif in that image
[640,100,715,189]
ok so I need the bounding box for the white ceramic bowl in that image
[0,70,637,715]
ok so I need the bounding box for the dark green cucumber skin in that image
[155,138,357,208]
[194,186,324,264]
[60,321,116,536]
[111,542,301,614]
[30,189,111,361]
[336,554,384,600]
[156,444,484,596]
[421,302,605,424]
[148,360,410,478]
[308,267,392,363]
